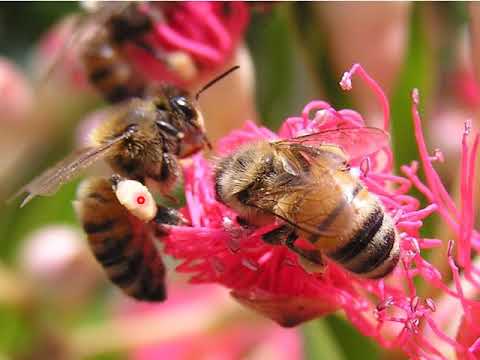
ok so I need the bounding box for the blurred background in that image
[0,2,478,359]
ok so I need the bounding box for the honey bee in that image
[13,66,239,207]
[75,176,186,301]
[47,2,195,102]
[214,127,400,279]
[12,86,202,207]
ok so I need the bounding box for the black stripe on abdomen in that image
[369,246,400,279]
[310,183,363,243]
[349,226,396,274]
[106,85,129,103]
[328,206,384,262]
[84,219,115,234]
[109,251,143,287]
[88,67,112,83]
[135,267,167,301]
[94,234,132,266]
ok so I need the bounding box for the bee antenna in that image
[195,65,240,101]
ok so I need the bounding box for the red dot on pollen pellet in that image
[136,196,146,205]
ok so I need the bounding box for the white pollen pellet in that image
[167,52,198,81]
[115,180,157,222]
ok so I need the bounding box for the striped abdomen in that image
[82,36,145,103]
[296,171,400,279]
[74,177,166,301]
[326,203,400,279]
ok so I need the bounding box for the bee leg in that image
[109,174,126,188]
[153,205,188,237]
[236,216,255,229]
[156,118,184,155]
[145,153,179,202]
[262,225,325,271]
[262,224,293,245]
[284,233,324,267]
[154,206,188,226]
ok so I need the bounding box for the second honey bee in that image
[14,65,239,207]
[14,84,207,207]
[49,2,194,102]
[214,127,400,279]
[75,176,186,301]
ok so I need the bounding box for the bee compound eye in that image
[172,96,195,120]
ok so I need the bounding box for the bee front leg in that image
[145,153,180,203]
[262,224,325,274]
[156,120,184,155]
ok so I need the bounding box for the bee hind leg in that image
[262,224,292,245]
[153,205,188,237]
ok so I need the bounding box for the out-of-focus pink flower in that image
[20,225,85,278]
[37,2,250,92]
[153,64,480,358]
[119,284,303,360]
[314,3,410,126]
[454,69,480,109]
[0,57,34,123]
[131,2,250,86]
[19,225,101,301]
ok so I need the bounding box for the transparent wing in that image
[245,165,351,237]
[274,127,390,160]
[12,132,130,207]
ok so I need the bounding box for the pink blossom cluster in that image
[159,64,480,359]
[130,1,249,86]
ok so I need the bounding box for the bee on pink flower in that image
[138,64,479,359]
[37,2,250,102]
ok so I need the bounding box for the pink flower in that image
[130,2,250,86]
[0,57,34,123]
[118,285,303,360]
[157,64,480,358]
[19,225,101,303]
[37,2,250,90]
[454,69,480,109]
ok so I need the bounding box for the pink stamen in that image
[340,63,391,131]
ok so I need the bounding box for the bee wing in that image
[274,127,390,160]
[12,132,130,207]
[244,163,348,237]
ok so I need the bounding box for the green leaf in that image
[325,315,380,359]
[390,3,434,172]
[247,5,317,129]
[303,318,345,360]
[0,305,34,356]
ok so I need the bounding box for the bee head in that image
[148,86,208,157]
[214,143,277,226]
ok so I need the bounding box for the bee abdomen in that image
[76,177,167,302]
[83,41,144,103]
[328,206,400,278]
